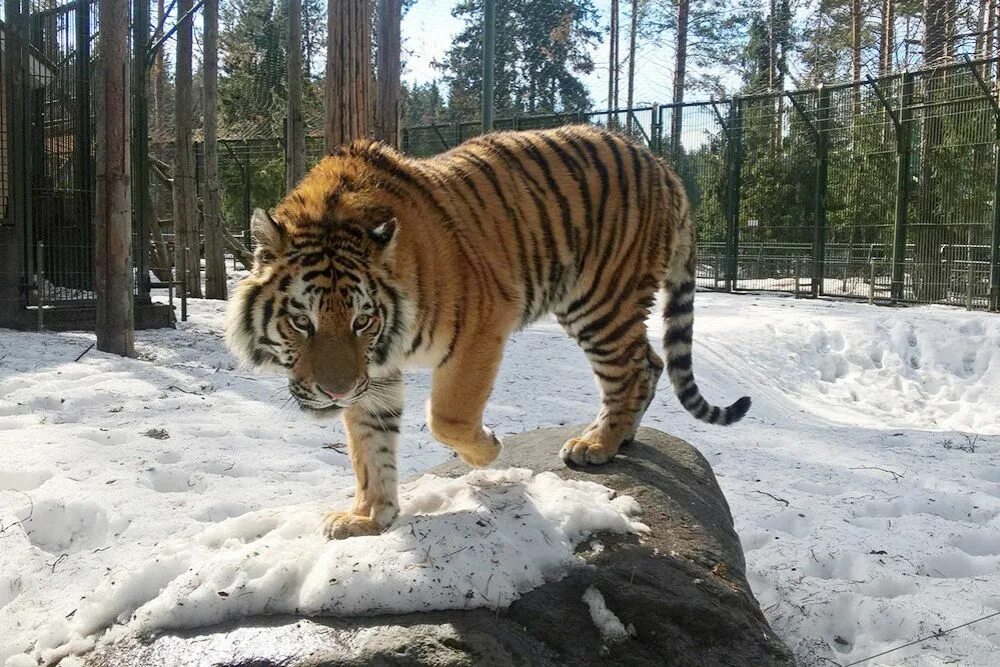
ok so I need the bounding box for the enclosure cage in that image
[401,59,1000,312]
[0,0,171,331]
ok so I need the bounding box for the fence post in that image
[131,0,151,298]
[891,72,914,302]
[812,85,830,298]
[36,242,45,331]
[724,96,743,292]
[992,102,1000,311]
[651,103,661,153]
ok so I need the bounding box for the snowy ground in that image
[2,286,999,666]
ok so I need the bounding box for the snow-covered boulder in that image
[85,425,792,667]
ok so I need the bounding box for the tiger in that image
[225,124,750,540]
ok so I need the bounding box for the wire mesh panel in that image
[823,79,900,301]
[25,0,97,306]
[658,102,730,290]
[583,106,655,146]
[735,92,819,294]
[908,63,996,309]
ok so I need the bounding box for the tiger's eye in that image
[292,314,312,332]
[352,314,372,334]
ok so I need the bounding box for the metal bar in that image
[865,76,902,131]
[784,91,820,142]
[482,0,495,132]
[429,122,451,150]
[961,55,1000,116]
[650,103,660,153]
[812,86,830,298]
[181,247,189,321]
[709,101,729,133]
[869,261,875,304]
[992,114,1000,311]
[725,97,743,291]
[626,109,651,145]
[891,73,914,302]
[133,0,152,297]
[36,242,45,331]
[243,141,252,241]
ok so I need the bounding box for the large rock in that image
[87,426,793,667]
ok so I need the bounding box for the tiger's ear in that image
[251,208,286,267]
[368,217,398,249]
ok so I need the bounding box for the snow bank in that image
[27,468,645,663]
[694,299,1000,434]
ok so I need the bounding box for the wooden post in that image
[95,0,134,356]
[173,0,201,297]
[287,0,307,186]
[375,0,402,146]
[203,0,226,299]
[325,0,372,151]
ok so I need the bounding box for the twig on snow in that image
[754,490,790,506]
[850,465,905,482]
[74,343,95,362]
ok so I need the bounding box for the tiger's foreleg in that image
[324,372,403,539]
[426,333,505,467]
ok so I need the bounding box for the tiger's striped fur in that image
[225,125,750,539]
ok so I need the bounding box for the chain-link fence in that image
[402,58,1000,312]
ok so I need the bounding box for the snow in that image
[581,586,632,644]
[2,284,1000,666]
[31,468,645,664]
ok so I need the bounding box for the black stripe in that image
[668,353,692,372]
[677,382,699,405]
[664,324,692,346]
[665,298,694,319]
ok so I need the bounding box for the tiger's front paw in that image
[560,437,618,466]
[323,511,386,540]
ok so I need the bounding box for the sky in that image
[400,0,690,110]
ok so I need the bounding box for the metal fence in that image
[402,58,1000,312]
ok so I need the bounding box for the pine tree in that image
[439,0,599,117]
[219,0,288,137]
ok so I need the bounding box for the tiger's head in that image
[225,156,412,415]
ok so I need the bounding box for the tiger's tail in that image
[662,197,751,426]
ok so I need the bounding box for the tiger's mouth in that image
[290,378,372,414]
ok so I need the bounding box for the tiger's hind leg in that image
[558,315,660,466]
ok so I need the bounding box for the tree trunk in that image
[287,0,307,188]
[769,0,777,90]
[986,0,997,78]
[851,0,862,117]
[325,0,372,151]
[173,0,201,297]
[851,0,861,81]
[669,0,688,158]
[95,0,134,356]
[375,0,402,146]
[609,0,618,116]
[153,0,166,139]
[203,0,226,299]
[881,0,895,74]
[626,0,638,134]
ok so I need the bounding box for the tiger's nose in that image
[316,384,347,400]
